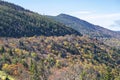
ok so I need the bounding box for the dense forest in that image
[0,35,120,80]
[0,1,81,37]
[0,0,120,80]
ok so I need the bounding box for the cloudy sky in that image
[4,0,120,31]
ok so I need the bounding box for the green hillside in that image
[0,1,81,37]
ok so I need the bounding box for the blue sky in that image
[3,0,120,31]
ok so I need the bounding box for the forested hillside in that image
[0,1,120,80]
[0,1,81,37]
[48,14,120,49]
[0,35,120,80]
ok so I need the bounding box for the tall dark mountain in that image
[49,13,120,38]
[0,1,82,37]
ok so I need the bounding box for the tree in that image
[8,49,13,56]
[0,46,5,53]
[102,67,114,80]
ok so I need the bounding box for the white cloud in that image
[72,11,92,14]
[69,12,120,31]
[85,13,120,19]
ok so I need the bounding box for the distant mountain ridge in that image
[0,1,82,37]
[49,13,120,38]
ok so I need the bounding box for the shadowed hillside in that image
[0,1,82,38]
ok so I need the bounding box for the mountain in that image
[0,35,120,80]
[0,1,120,80]
[0,1,82,38]
[49,14,120,38]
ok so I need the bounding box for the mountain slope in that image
[0,1,82,37]
[49,14,120,38]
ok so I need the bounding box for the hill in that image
[0,35,120,80]
[0,1,120,80]
[49,14,120,38]
[0,1,81,37]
